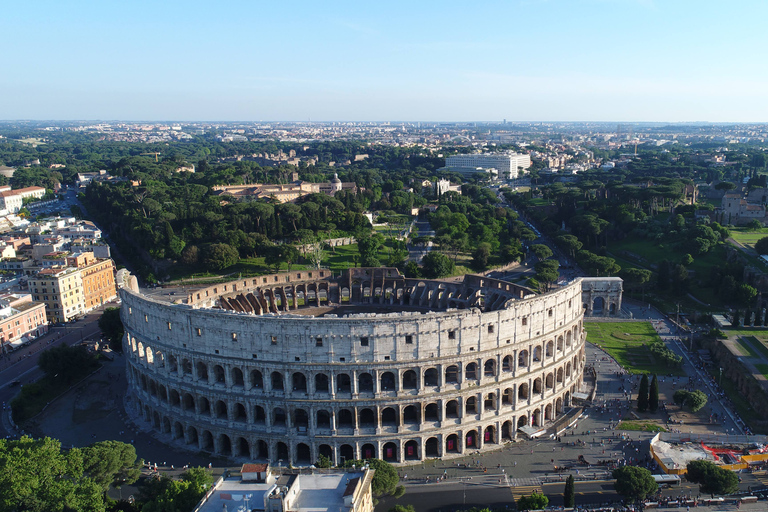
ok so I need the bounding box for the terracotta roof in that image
[241,463,268,473]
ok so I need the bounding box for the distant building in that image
[0,295,48,352]
[0,186,46,213]
[212,174,356,204]
[721,192,767,226]
[444,152,531,180]
[435,178,462,196]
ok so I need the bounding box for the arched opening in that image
[423,368,438,386]
[276,442,289,461]
[425,437,439,457]
[250,370,263,389]
[445,400,459,418]
[213,365,226,384]
[533,377,542,394]
[361,443,377,459]
[502,420,513,441]
[518,350,528,368]
[162,417,171,433]
[359,408,375,427]
[168,354,178,372]
[187,426,198,446]
[317,410,331,429]
[257,440,269,459]
[557,336,564,351]
[533,346,542,362]
[215,400,228,419]
[484,393,496,411]
[424,402,439,421]
[271,371,284,391]
[173,422,184,440]
[198,397,210,415]
[337,373,351,393]
[381,407,397,426]
[358,373,374,393]
[465,430,477,449]
[545,403,553,421]
[556,368,563,383]
[465,396,477,414]
[294,409,309,430]
[566,362,572,378]
[502,355,513,373]
[201,431,214,452]
[237,437,250,458]
[546,373,554,389]
[484,425,496,444]
[170,390,181,407]
[565,391,571,407]
[219,434,232,456]
[231,368,244,387]
[518,382,529,400]
[446,434,460,453]
[546,341,553,357]
[484,359,496,377]
[152,411,161,428]
[502,387,513,405]
[296,443,311,464]
[182,358,192,375]
[182,393,194,411]
[592,296,604,315]
[254,405,266,424]
[403,405,419,424]
[556,397,563,414]
[465,362,478,380]
[315,373,329,393]
[196,362,208,381]
[565,330,572,347]
[338,409,354,428]
[383,442,398,462]
[319,444,333,462]
[292,372,307,393]
[380,371,395,391]
[234,403,247,422]
[273,407,286,426]
[445,365,459,383]
[532,409,541,427]
[404,440,419,461]
[402,370,418,390]
[340,444,354,463]
[518,415,528,428]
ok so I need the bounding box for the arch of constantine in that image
[122,268,590,465]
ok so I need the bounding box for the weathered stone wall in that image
[122,273,587,465]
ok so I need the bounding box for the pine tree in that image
[637,373,650,412]
[649,374,659,413]
[564,474,575,508]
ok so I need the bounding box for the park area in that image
[584,321,685,376]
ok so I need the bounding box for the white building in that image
[0,186,46,213]
[444,153,531,180]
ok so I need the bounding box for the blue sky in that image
[2,0,766,122]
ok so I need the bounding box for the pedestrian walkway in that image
[509,477,541,486]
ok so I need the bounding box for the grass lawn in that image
[729,227,768,248]
[740,336,768,361]
[617,420,667,432]
[755,364,768,380]
[732,338,761,358]
[584,321,685,376]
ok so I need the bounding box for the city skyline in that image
[3,0,767,122]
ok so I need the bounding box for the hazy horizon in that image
[3,0,766,123]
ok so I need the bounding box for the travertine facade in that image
[122,269,588,465]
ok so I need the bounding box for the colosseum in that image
[121,268,620,465]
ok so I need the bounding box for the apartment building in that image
[28,252,117,323]
[0,186,46,213]
[444,152,531,179]
[0,295,48,351]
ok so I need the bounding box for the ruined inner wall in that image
[122,273,586,465]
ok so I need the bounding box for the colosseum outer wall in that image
[122,273,586,465]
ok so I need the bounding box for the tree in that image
[357,233,384,267]
[98,307,124,352]
[755,236,768,255]
[686,460,739,496]
[555,234,582,259]
[341,459,399,496]
[637,373,649,412]
[140,467,213,512]
[315,455,333,468]
[0,436,106,512]
[81,441,142,491]
[517,491,548,511]
[388,506,415,512]
[421,252,455,279]
[530,244,553,262]
[471,243,491,270]
[681,253,694,266]
[613,466,657,501]
[649,374,659,413]
[688,390,708,412]
[201,243,239,271]
[732,310,741,327]
[563,474,575,508]
[38,344,99,385]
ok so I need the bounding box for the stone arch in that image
[357,408,374,427]
[173,421,184,440]
[294,408,309,429]
[546,340,554,357]
[380,371,396,391]
[384,442,400,462]
[566,330,572,346]
[236,437,250,458]
[445,400,459,418]
[219,434,232,456]
[556,397,563,414]
[316,409,331,429]
[445,365,459,383]
[425,437,440,457]
[361,443,377,459]
[404,440,419,461]
[518,350,528,367]
[182,358,192,375]
[162,416,171,434]
[254,405,266,423]
[292,372,307,393]
[250,370,263,389]
[168,354,178,372]
[196,361,208,381]
[182,393,195,411]
[465,362,478,380]
[198,397,211,415]
[484,425,496,444]
[423,367,439,386]
[402,369,418,389]
[557,335,564,351]
[276,442,289,461]
[213,365,225,384]
[340,444,354,463]
[465,429,478,448]
[358,372,374,392]
[296,443,311,464]
[533,345,542,362]
[215,400,227,419]
[545,373,554,389]
[169,389,180,407]
[336,373,351,393]
[545,403,553,421]
[565,391,571,407]
[256,440,269,459]
[231,367,244,387]
[518,382,529,400]
[484,392,496,411]
[592,296,604,315]
[518,415,527,428]
[186,426,199,446]
[403,404,420,424]
[271,371,284,391]
[484,358,496,377]
[201,430,214,452]
[502,355,513,372]
[338,408,354,428]
[533,377,543,394]
[532,408,541,426]
[273,407,286,426]
[381,407,398,426]
[566,362,572,378]
[502,387,514,405]
[315,373,329,393]
[424,402,439,421]
[234,402,247,422]
[445,433,460,453]
[319,444,333,462]
[465,396,477,414]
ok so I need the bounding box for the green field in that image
[755,364,768,380]
[733,338,761,358]
[729,227,768,248]
[584,321,685,376]
[617,420,667,432]
[741,336,768,361]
